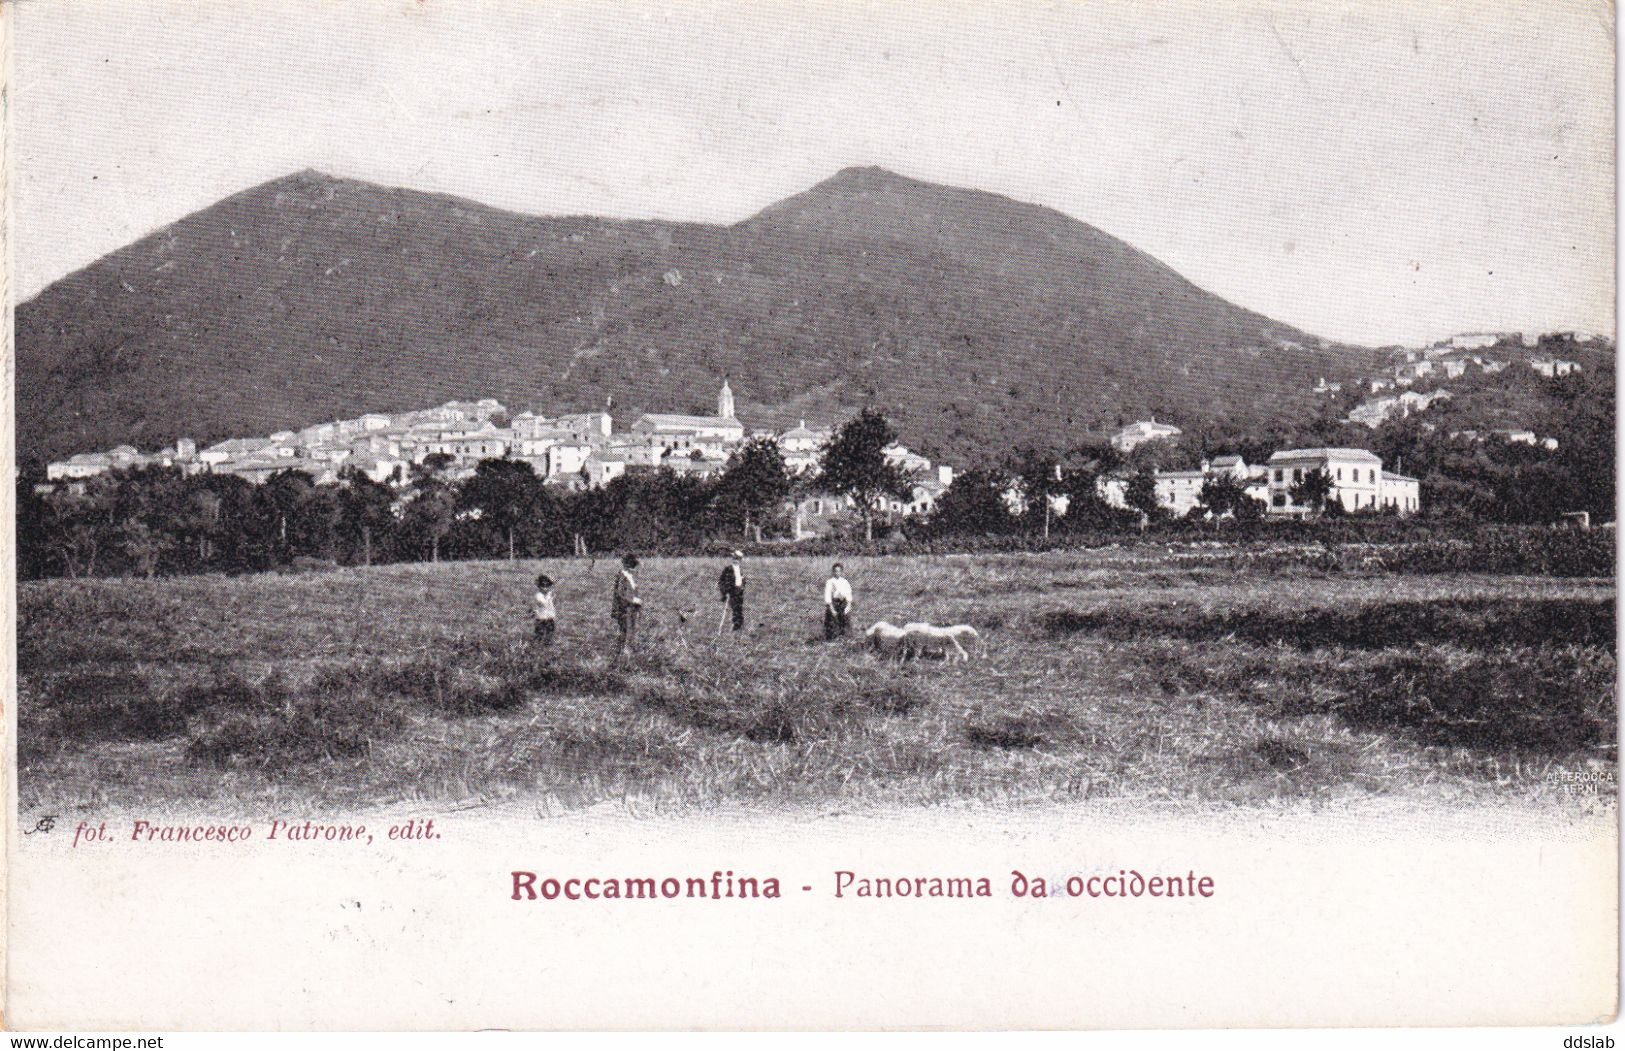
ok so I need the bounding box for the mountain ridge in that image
[16,166,1378,467]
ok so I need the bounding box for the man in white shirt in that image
[823,562,853,640]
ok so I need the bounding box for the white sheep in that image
[901,622,979,663]
[865,620,910,660]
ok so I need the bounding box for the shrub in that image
[174,670,288,715]
[638,685,813,743]
[1378,530,1616,577]
[965,713,1063,750]
[359,659,525,716]
[854,681,927,716]
[1336,646,1616,754]
[186,696,403,767]
[516,661,629,697]
[635,665,923,743]
[1039,598,1614,650]
[38,672,187,745]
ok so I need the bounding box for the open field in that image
[17,546,1617,815]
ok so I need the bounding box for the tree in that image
[714,437,791,540]
[401,455,457,563]
[1194,473,1248,522]
[1012,448,1063,539]
[594,469,715,551]
[198,474,266,573]
[117,519,171,579]
[176,483,224,569]
[44,478,117,578]
[337,468,398,566]
[108,466,198,575]
[458,457,544,560]
[1051,465,1127,532]
[817,408,914,540]
[783,465,821,541]
[16,475,55,580]
[928,467,1015,536]
[1289,467,1335,517]
[1124,467,1162,524]
[562,482,612,556]
[254,469,318,563]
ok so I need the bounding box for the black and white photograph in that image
[5,0,1617,1034]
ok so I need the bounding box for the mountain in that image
[16,166,1378,468]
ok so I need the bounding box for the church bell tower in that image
[718,378,735,419]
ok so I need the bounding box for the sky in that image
[11,0,1616,346]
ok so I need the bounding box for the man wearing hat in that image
[612,554,642,656]
[717,549,747,633]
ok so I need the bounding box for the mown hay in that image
[185,697,404,767]
[1337,646,1616,754]
[36,671,187,746]
[1040,598,1614,651]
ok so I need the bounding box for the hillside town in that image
[1324,333,1580,439]
[43,372,1436,532]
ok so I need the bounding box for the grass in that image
[16,549,1617,814]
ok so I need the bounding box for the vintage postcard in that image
[4,0,1617,1033]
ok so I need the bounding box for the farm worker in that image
[533,573,557,644]
[718,549,747,632]
[823,563,853,640]
[612,555,642,655]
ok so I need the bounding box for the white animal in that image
[901,622,979,663]
[865,620,910,659]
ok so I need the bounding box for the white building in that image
[513,428,575,459]
[1153,469,1207,517]
[583,453,627,487]
[1443,333,1503,351]
[346,454,407,485]
[1110,420,1182,453]
[882,480,949,518]
[415,422,510,465]
[632,413,745,444]
[551,412,614,444]
[545,441,593,478]
[1264,448,1419,516]
[199,437,272,467]
[883,443,932,478]
[436,398,506,423]
[778,420,831,473]
[1347,397,1398,428]
[1393,360,1436,385]
[630,380,745,447]
[47,452,115,481]
[606,437,665,468]
[1379,471,1421,514]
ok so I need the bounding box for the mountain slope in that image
[16,167,1376,467]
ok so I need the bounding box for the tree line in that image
[17,409,923,580]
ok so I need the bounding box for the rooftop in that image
[634,413,740,430]
[781,420,828,439]
[1268,448,1383,464]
